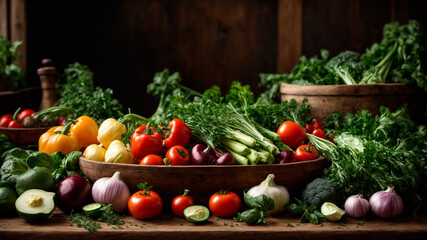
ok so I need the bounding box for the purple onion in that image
[212,147,235,165]
[344,194,370,218]
[191,144,216,165]
[275,150,295,164]
[92,171,130,212]
[369,187,403,218]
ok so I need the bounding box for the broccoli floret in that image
[301,178,338,208]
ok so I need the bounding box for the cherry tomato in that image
[209,189,241,218]
[128,182,163,219]
[165,145,190,165]
[140,154,164,165]
[312,119,323,130]
[312,128,326,139]
[163,119,192,149]
[57,116,67,126]
[17,109,35,122]
[305,123,313,133]
[294,144,318,161]
[277,121,307,149]
[8,120,23,128]
[131,125,164,162]
[0,114,13,127]
[171,189,195,217]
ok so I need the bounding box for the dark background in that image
[24,0,427,116]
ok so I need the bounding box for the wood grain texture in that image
[280,83,427,121]
[0,0,8,38]
[0,126,49,146]
[25,0,278,116]
[301,0,392,58]
[0,209,426,240]
[80,156,326,205]
[278,0,302,74]
[10,0,26,72]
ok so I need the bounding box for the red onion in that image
[344,194,369,218]
[369,186,403,218]
[92,171,130,212]
[56,175,92,212]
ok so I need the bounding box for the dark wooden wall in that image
[22,0,427,116]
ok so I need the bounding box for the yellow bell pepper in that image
[104,140,134,164]
[83,144,106,162]
[71,116,99,147]
[39,122,81,155]
[97,118,126,148]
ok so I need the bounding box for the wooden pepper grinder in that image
[37,59,57,111]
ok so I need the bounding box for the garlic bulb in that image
[247,174,289,215]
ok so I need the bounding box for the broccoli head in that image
[301,178,338,208]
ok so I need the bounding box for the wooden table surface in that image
[1,209,426,240]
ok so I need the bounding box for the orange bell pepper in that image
[39,122,81,155]
[70,116,99,147]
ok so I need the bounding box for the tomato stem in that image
[301,143,314,153]
[182,189,191,197]
[218,189,231,195]
[12,107,22,122]
[137,182,153,196]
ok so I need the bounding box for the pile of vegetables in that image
[301,106,427,216]
[260,20,427,102]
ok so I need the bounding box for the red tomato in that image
[128,183,163,219]
[131,125,163,162]
[312,119,323,130]
[277,121,307,149]
[163,119,191,149]
[294,144,318,161]
[165,145,190,165]
[171,189,195,217]
[305,123,313,133]
[8,120,23,128]
[57,116,67,126]
[140,154,164,165]
[0,114,13,127]
[209,190,241,218]
[312,128,326,139]
[17,109,35,122]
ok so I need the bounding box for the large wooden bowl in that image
[280,83,426,122]
[0,126,49,147]
[79,157,327,205]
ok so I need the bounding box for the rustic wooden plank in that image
[25,0,278,116]
[0,209,426,240]
[301,0,391,58]
[10,0,26,72]
[0,0,8,38]
[277,0,302,74]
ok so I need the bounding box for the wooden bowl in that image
[79,157,327,204]
[280,83,427,122]
[0,127,49,147]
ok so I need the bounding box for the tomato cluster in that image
[276,119,328,162]
[305,118,334,143]
[128,184,242,220]
[130,119,192,165]
[0,108,35,128]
